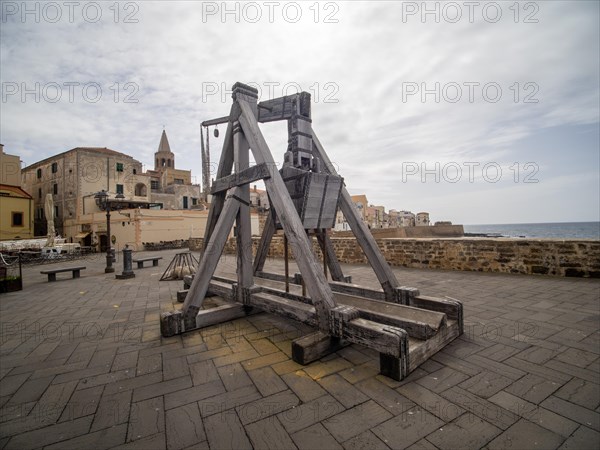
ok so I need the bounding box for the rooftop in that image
[0,250,598,449]
[23,147,140,170]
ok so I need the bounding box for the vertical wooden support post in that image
[322,230,328,280]
[284,234,289,293]
[311,130,401,301]
[233,121,253,304]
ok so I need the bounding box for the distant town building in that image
[19,130,208,250]
[351,194,369,222]
[0,144,34,240]
[398,210,416,227]
[22,146,150,238]
[250,185,270,211]
[145,130,202,210]
[416,212,430,226]
[1,144,21,186]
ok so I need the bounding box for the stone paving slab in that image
[0,248,598,449]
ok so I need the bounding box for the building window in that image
[54,206,59,217]
[51,162,58,173]
[38,188,42,199]
[53,183,58,195]
[150,180,160,190]
[116,162,124,172]
[192,198,197,206]
[37,168,42,179]
[12,212,24,227]
[37,208,44,220]
[174,178,184,185]
[133,168,137,175]
[183,196,188,209]
[116,184,124,195]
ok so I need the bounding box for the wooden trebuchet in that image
[159,82,463,380]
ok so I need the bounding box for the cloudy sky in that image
[1,1,598,225]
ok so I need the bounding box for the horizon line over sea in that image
[463,221,600,240]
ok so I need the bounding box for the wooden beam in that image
[203,118,234,250]
[333,293,446,340]
[316,232,345,282]
[253,212,276,274]
[234,121,254,304]
[202,115,231,127]
[182,189,241,326]
[195,303,255,328]
[250,291,317,327]
[328,281,386,300]
[237,99,337,332]
[410,295,464,334]
[408,320,461,371]
[311,130,400,301]
[291,331,348,365]
[342,318,407,369]
[257,93,310,123]
[210,163,272,194]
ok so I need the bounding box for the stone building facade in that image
[146,130,201,210]
[21,147,149,238]
[19,131,203,249]
[1,145,34,240]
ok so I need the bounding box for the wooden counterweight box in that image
[279,166,343,229]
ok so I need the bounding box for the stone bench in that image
[40,266,86,282]
[133,256,162,269]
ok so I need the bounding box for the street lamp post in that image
[95,190,125,273]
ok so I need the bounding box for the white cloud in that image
[1,0,598,223]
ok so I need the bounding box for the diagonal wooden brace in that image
[311,130,401,301]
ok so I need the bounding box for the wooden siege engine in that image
[160,82,463,380]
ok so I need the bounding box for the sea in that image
[463,222,600,240]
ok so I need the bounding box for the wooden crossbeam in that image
[202,115,230,127]
[237,99,337,332]
[210,163,272,194]
[257,92,311,123]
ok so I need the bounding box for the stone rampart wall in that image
[189,236,600,278]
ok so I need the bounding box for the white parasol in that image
[44,193,55,247]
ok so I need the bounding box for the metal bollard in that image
[116,244,135,279]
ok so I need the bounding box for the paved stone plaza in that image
[0,248,598,449]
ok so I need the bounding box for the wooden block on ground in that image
[292,331,348,365]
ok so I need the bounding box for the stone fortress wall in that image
[189,236,600,278]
